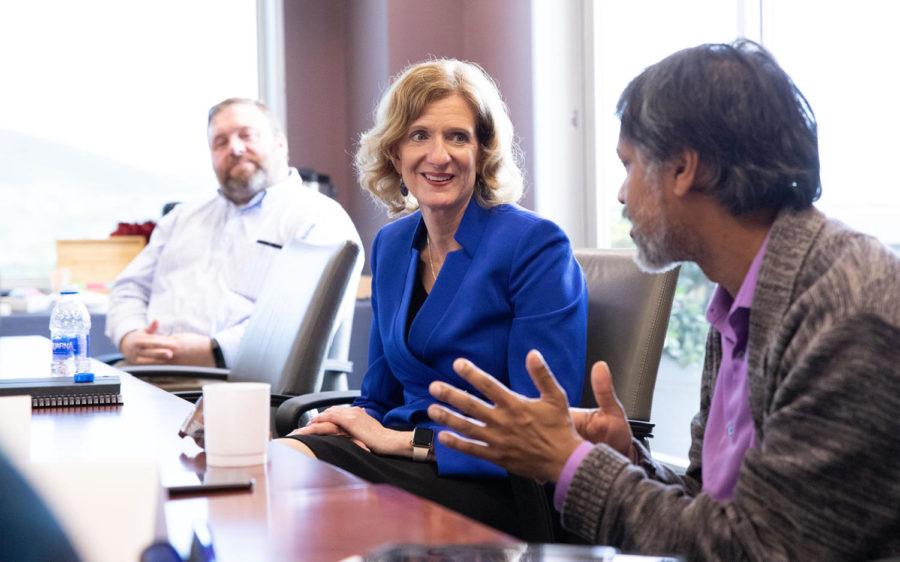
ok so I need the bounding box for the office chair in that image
[573,248,679,443]
[273,248,679,441]
[123,239,361,409]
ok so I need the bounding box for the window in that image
[763,1,900,249]
[589,1,900,463]
[590,0,741,463]
[0,1,259,287]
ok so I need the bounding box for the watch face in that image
[413,428,434,447]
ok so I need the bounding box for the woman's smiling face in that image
[394,93,480,216]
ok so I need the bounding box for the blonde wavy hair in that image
[355,59,524,215]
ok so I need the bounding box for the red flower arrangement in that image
[110,221,156,244]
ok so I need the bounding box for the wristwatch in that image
[209,338,226,369]
[411,427,434,461]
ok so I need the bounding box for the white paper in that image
[25,460,160,562]
[0,395,31,465]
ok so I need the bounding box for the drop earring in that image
[399,178,409,197]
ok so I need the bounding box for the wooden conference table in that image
[0,336,515,561]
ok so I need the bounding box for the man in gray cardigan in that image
[427,40,900,561]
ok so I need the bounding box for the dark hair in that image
[616,39,821,214]
[207,98,282,135]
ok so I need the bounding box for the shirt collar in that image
[410,196,490,258]
[706,231,772,331]
[218,167,299,212]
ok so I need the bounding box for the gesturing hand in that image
[570,361,634,459]
[427,350,584,482]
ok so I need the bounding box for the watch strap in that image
[411,427,434,461]
[210,338,226,369]
[412,443,430,461]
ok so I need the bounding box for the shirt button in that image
[726,423,735,437]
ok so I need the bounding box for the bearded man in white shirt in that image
[106,98,362,370]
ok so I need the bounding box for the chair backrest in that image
[230,239,360,396]
[574,249,679,422]
[321,316,353,391]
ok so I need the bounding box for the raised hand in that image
[427,350,584,482]
[570,361,634,459]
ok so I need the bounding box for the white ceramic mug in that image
[202,382,270,467]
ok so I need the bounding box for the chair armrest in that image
[173,390,203,404]
[275,390,360,437]
[173,391,296,406]
[95,352,124,366]
[629,419,654,450]
[119,365,230,379]
[271,393,298,408]
[322,358,353,376]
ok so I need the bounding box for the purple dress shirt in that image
[554,235,770,509]
[701,235,769,501]
[554,440,593,510]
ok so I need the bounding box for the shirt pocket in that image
[228,239,283,302]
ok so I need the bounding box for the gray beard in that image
[221,168,268,205]
[632,227,683,274]
[623,205,684,274]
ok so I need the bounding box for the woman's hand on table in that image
[290,406,412,457]
[288,418,370,452]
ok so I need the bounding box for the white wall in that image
[531,0,590,247]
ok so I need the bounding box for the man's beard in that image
[220,164,269,205]
[623,201,683,274]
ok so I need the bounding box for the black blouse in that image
[405,260,429,340]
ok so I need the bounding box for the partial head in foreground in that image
[616,39,821,271]
[355,58,524,215]
[207,98,290,205]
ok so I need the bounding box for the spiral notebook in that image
[361,543,682,561]
[0,375,123,408]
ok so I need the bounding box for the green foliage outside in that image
[609,239,898,370]
[663,245,900,367]
[608,214,713,369]
[664,262,713,367]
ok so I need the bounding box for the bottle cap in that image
[74,372,95,383]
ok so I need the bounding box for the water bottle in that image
[49,290,94,382]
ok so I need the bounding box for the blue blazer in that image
[354,199,587,477]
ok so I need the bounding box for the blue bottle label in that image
[52,336,73,359]
[68,334,91,357]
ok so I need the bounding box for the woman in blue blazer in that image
[282,59,587,540]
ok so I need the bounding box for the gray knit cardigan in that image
[561,206,900,561]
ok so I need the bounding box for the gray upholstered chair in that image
[274,248,679,441]
[574,248,679,443]
[124,238,361,408]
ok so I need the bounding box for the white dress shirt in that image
[106,169,363,367]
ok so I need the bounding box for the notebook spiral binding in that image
[33,394,124,408]
[0,375,123,409]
